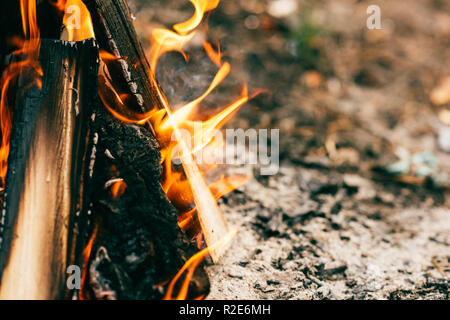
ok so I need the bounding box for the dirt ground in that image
[129,0,450,299]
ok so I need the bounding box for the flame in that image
[173,0,220,35]
[110,180,127,200]
[99,0,250,299]
[80,225,98,300]
[203,42,222,67]
[163,227,237,300]
[99,50,120,62]
[148,28,195,71]
[0,0,42,187]
[58,0,95,41]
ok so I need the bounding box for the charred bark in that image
[0,39,99,299]
[85,103,209,299]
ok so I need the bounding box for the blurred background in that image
[130,0,450,185]
[128,0,449,299]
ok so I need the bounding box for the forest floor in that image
[130,0,450,299]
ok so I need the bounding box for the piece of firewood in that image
[0,39,99,299]
[83,98,209,299]
[82,0,163,117]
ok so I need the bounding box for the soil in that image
[128,0,450,299]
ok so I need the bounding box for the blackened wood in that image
[82,0,164,117]
[84,101,209,299]
[81,0,211,299]
[0,39,99,299]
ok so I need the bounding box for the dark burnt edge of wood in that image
[82,0,165,136]
[64,39,100,300]
[0,38,99,298]
[85,101,210,299]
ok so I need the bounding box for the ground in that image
[129,0,450,299]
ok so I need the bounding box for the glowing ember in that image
[80,225,98,300]
[110,179,127,200]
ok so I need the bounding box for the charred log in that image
[84,98,209,300]
[79,0,211,298]
[0,39,99,299]
[0,0,210,300]
[82,0,164,117]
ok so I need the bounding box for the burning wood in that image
[83,0,243,262]
[0,0,248,300]
[81,0,164,116]
[0,38,99,299]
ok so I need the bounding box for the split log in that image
[82,0,164,117]
[0,39,99,299]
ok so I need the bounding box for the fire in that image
[51,0,95,41]
[163,228,237,300]
[110,179,127,200]
[99,0,250,299]
[0,0,42,187]
[148,29,195,71]
[80,225,98,300]
[100,0,250,226]
[173,0,220,35]
[203,42,222,67]
[1,0,249,300]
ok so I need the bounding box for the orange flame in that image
[163,228,237,300]
[99,50,120,62]
[0,0,42,187]
[173,0,220,35]
[203,42,222,67]
[80,225,98,300]
[149,29,195,71]
[99,0,250,299]
[110,180,127,200]
[55,0,95,41]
